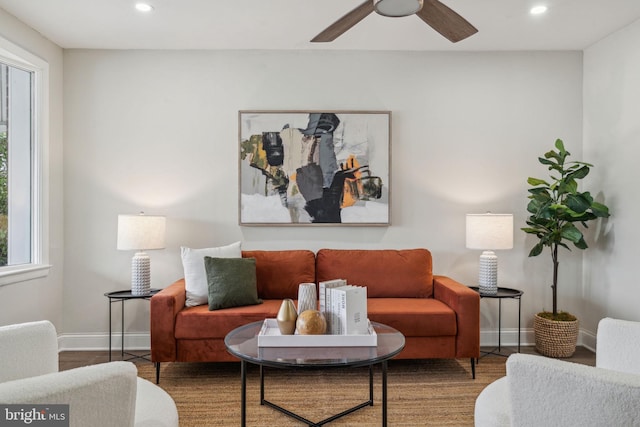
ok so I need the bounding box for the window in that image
[0,37,50,285]
[1,62,32,267]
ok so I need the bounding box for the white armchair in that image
[475,317,640,427]
[0,320,178,427]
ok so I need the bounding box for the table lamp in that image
[117,212,166,295]
[466,213,513,295]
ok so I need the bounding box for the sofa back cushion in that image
[316,249,433,298]
[242,250,316,299]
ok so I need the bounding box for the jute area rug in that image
[136,356,505,426]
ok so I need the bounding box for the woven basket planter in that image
[534,313,579,358]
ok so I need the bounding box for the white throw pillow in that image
[181,241,242,307]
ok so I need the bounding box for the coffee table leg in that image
[241,360,246,427]
[369,365,374,404]
[260,365,265,404]
[382,360,388,427]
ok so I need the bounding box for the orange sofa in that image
[150,248,480,382]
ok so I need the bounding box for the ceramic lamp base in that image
[478,250,498,295]
[131,251,151,296]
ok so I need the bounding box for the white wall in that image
[62,49,584,347]
[1,7,634,350]
[0,9,64,329]
[582,19,640,333]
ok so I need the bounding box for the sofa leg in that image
[470,358,476,379]
[155,362,160,384]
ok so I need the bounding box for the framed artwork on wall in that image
[239,110,391,226]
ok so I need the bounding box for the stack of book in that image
[319,279,368,335]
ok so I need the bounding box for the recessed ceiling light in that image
[135,3,154,12]
[530,5,548,15]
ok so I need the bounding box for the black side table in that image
[471,286,523,357]
[104,288,160,362]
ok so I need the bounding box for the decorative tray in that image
[257,318,377,347]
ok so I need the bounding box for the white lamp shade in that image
[374,0,423,17]
[466,213,514,250]
[117,214,166,251]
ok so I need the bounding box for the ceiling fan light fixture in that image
[374,0,424,17]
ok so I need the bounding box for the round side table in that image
[470,286,523,357]
[104,288,160,362]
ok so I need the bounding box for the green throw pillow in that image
[204,256,262,311]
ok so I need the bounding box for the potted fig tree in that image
[522,139,610,357]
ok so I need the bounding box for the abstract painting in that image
[239,111,390,225]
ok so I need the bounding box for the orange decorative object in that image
[296,310,327,335]
[341,155,362,208]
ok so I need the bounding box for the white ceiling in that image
[1,0,640,51]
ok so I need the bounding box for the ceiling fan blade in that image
[311,1,375,42]
[416,0,478,43]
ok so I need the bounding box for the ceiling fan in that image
[311,0,478,43]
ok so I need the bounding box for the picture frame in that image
[239,110,391,226]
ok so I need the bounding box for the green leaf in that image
[565,194,592,213]
[555,138,566,154]
[560,224,583,243]
[528,187,551,197]
[567,212,597,222]
[591,201,611,218]
[529,242,545,257]
[570,160,594,168]
[574,236,588,250]
[521,227,541,235]
[566,165,590,181]
[558,179,578,195]
[537,206,555,220]
[527,177,550,186]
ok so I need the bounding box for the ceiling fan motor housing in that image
[374,0,424,17]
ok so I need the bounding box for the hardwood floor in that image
[58,346,596,371]
[58,350,151,371]
[478,345,596,366]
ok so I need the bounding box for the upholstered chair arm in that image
[134,377,180,427]
[0,361,137,427]
[507,353,640,427]
[433,275,480,358]
[596,317,640,375]
[150,279,186,362]
[0,320,59,382]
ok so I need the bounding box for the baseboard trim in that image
[58,332,151,352]
[58,328,597,353]
[481,327,596,352]
[580,328,596,352]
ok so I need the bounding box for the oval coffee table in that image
[225,321,405,426]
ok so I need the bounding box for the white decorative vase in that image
[297,283,317,314]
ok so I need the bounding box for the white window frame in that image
[0,36,51,286]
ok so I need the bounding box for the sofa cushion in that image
[175,300,283,339]
[367,298,456,337]
[204,257,263,310]
[316,249,433,298]
[181,241,242,307]
[174,297,457,340]
[242,250,316,299]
